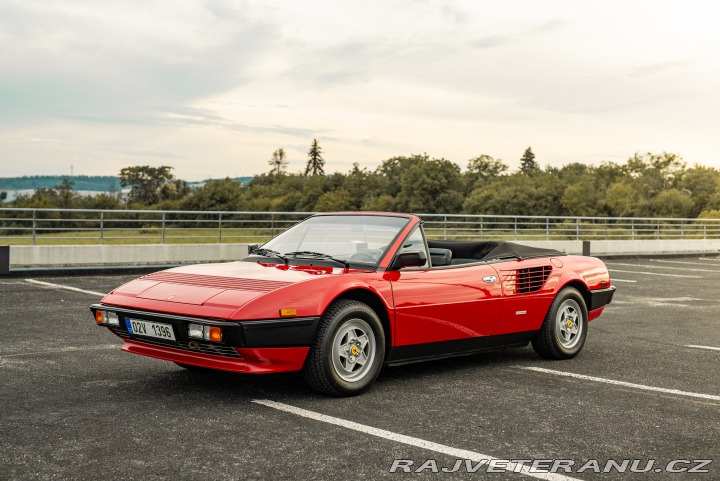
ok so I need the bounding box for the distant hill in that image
[0,175,121,192]
[0,175,254,192]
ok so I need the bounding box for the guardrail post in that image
[546,218,549,240]
[513,218,517,240]
[218,213,223,243]
[99,211,104,245]
[631,219,635,240]
[32,210,37,246]
[271,213,275,238]
[0,246,9,274]
[704,223,707,240]
[575,218,580,240]
[480,217,483,237]
[161,213,166,244]
[443,216,447,240]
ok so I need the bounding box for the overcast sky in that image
[2,0,720,180]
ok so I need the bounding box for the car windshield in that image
[258,215,410,266]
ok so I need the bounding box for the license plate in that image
[125,318,176,341]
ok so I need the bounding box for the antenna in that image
[70,164,74,176]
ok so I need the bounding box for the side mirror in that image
[248,244,259,255]
[391,251,427,269]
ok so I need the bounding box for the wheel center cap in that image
[350,345,360,356]
[567,320,573,328]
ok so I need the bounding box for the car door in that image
[388,227,503,347]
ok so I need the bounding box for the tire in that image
[531,287,588,360]
[302,299,385,397]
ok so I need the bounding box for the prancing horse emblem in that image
[166,294,176,301]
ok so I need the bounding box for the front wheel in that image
[532,287,588,359]
[302,299,385,396]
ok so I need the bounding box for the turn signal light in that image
[95,310,104,324]
[208,326,222,342]
[280,308,297,317]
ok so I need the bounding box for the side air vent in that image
[502,266,552,295]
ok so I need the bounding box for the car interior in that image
[427,240,565,267]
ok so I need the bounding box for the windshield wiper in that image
[284,251,350,268]
[251,248,288,264]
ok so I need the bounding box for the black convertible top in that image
[427,240,565,263]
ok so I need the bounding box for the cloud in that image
[0,0,275,123]
[471,18,567,50]
[631,60,692,78]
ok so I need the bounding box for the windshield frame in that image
[246,213,413,269]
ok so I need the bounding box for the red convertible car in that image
[92,212,615,396]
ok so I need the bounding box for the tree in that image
[561,174,604,216]
[305,139,325,176]
[465,155,508,193]
[119,166,176,205]
[679,165,720,216]
[605,180,648,217]
[55,177,79,209]
[396,158,464,213]
[650,189,693,217]
[268,148,288,175]
[520,147,539,174]
[464,172,563,216]
[314,188,355,211]
[180,178,243,212]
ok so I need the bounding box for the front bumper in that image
[90,304,319,373]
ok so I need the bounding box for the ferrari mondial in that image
[92,212,615,396]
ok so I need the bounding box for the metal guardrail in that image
[1,208,720,245]
[418,213,720,241]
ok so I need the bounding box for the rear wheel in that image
[532,287,588,359]
[303,299,385,396]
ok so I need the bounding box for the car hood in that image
[100,261,345,317]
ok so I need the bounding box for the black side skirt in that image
[385,331,535,366]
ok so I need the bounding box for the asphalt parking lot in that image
[1,257,719,480]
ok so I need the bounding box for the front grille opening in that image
[110,327,242,358]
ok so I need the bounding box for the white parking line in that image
[608,269,700,279]
[26,279,106,297]
[610,279,637,283]
[649,259,720,268]
[0,344,118,358]
[685,345,720,352]
[253,399,580,481]
[607,262,720,273]
[698,258,720,262]
[517,366,720,401]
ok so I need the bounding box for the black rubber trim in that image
[91,304,320,348]
[240,317,320,347]
[589,286,616,311]
[90,304,231,325]
[385,331,535,366]
[91,304,245,346]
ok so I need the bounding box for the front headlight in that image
[94,310,120,326]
